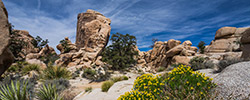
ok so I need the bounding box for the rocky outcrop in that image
[26,44,56,60]
[10,30,40,60]
[205,27,248,53]
[0,0,14,76]
[56,37,77,54]
[240,28,250,60]
[56,9,110,68]
[137,40,197,68]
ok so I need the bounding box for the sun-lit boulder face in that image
[55,9,111,68]
[0,0,14,76]
[205,27,248,53]
[56,37,78,54]
[240,28,250,60]
[75,9,111,51]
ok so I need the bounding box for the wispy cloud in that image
[3,0,250,52]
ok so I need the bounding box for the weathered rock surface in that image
[213,61,250,99]
[0,0,14,76]
[56,9,110,68]
[25,44,56,60]
[205,27,248,53]
[137,40,197,69]
[11,30,40,59]
[240,28,250,60]
[56,37,77,54]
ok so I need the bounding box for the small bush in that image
[198,41,205,54]
[21,64,41,75]
[156,66,166,72]
[43,78,70,93]
[111,76,129,83]
[42,66,71,80]
[37,84,63,100]
[101,80,114,92]
[81,68,97,80]
[189,57,205,70]
[85,87,93,93]
[0,81,30,100]
[6,61,28,73]
[217,58,243,72]
[0,76,37,98]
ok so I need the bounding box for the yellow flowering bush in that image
[118,90,156,100]
[118,65,216,100]
[163,64,216,99]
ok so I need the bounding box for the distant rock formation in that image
[56,9,111,68]
[0,0,14,76]
[205,27,248,53]
[137,39,198,68]
[240,28,250,60]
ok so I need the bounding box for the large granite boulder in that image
[56,9,110,68]
[213,61,250,99]
[0,0,14,76]
[205,27,248,53]
[240,28,250,60]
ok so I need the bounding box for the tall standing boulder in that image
[76,9,111,52]
[56,9,111,68]
[0,0,14,76]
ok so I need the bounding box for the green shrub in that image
[0,81,30,100]
[156,66,166,72]
[42,66,71,80]
[101,80,114,92]
[43,78,70,93]
[6,61,28,73]
[85,87,93,93]
[198,41,205,54]
[21,64,41,75]
[189,57,205,70]
[217,58,243,72]
[0,76,37,99]
[81,68,97,80]
[101,33,138,70]
[110,76,129,83]
[36,84,63,100]
[31,36,49,50]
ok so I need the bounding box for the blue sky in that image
[3,0,250,52]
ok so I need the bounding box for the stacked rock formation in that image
[240,28,250,60]
[11,30,40,59]
[56,37,78,54]
[55,9,111,68]
[137,39,198,68]
[205,27,248,53]
[0,0,14,76]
